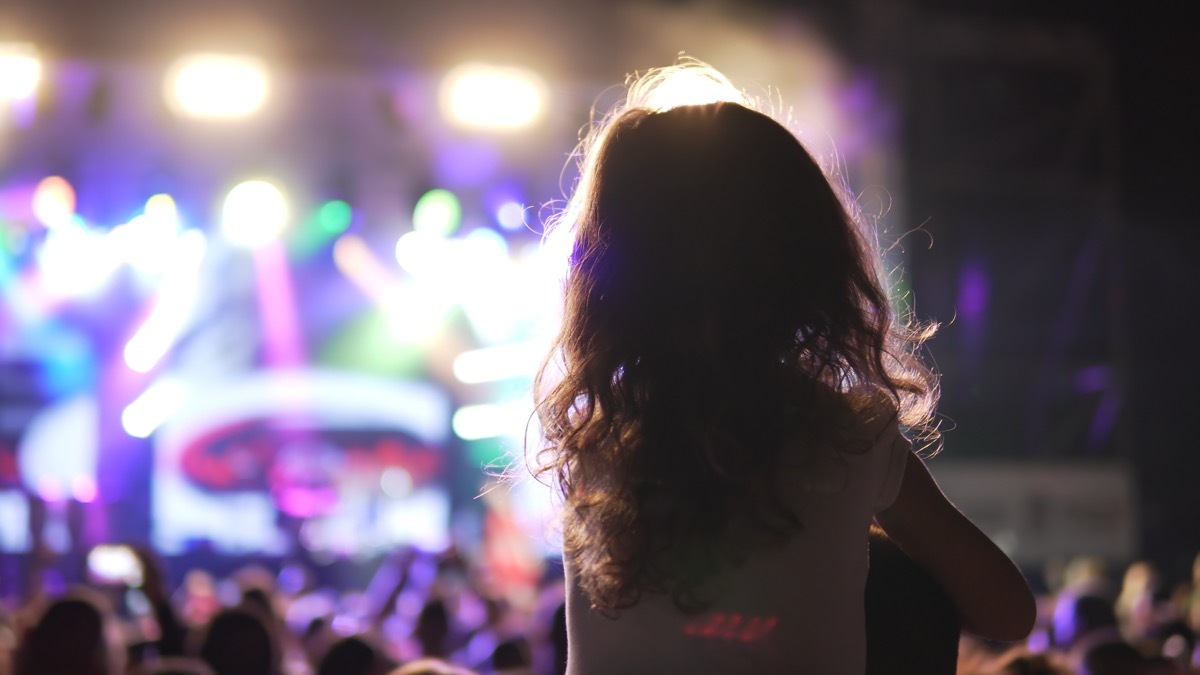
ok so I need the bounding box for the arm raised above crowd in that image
[875,452,1037,642]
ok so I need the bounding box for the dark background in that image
[2,0,1196,578]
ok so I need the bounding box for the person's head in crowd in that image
[300,616,335,668]
[1117,560,1161,638]
[192,607,280,675]
[864,530,960,674]
[180,570,220,628]
[1078,640,1153,675]
[1062,556,1111,596]
[134,657,216,675]
[414,599,450,658]
[240,587,277,623]
[1053,591,1119,651]
[490,637,531,673]
[12,588,125,675]
[389,658,475,675]
[232,566,276,599]
[317,635,395,675]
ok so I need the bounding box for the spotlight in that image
[644,67,746,112]
[0,43,41,102]
[166,53,268,120]
[439,63,546,132]
[495,200,527,231]
[411,189,461,237]
[221,180,288,248]
[31,176,75,230]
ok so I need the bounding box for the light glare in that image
[123,230,207,372]
[644,68,746,112]
[122,378,187,438]
[496,201,527,230]
[0,44,41,101]
[167,53,268,119]
[222,180,288,248]
[412,189,461,237]
[440,63,546,131]
[31,176,76,229]
[451,400,532,441]
[452,342,544,384]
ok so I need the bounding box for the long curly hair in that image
[533,63,939,613]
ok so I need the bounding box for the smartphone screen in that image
[87,545,144,587]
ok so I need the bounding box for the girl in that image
[532,63,1035,673]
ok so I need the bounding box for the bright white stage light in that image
[114,194,183,276]
[452,341,545,384]
[31,176,76,230]
[221,180,288,248]
[440,63,547,131]
[166,53,268,119]
[0,43,41,102]
[643,66,746,112]
[123,230,207,373]
[122,378,187,438]
[36,219,119,299]
[451,399,533,441]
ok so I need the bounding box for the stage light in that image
[440,63,546,131]
[452,341,544,384]
[451,400,532,441]
[122,378,187,438]
[166,53,268,119]
[457,228,520,342]
[394,230,448,277]
[221,180,288,248]
[123,230,207,372]
[0,43,41,102]
[115,193,183,276]
[495,200,527,231]
[644,66,746,112]
[384,284,451,344]
[144,193,178,226]
[72,475,97,503]
[31,176,75,230]
[317,199,352,236]
[36,218,119,299]
[412,189,461,237]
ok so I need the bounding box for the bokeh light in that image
[221,180,289,248]
[113,194,183,276]
[31,176,76,230]
[439,63,547,132]
[122,378,187,439]
[123,230,207,372]
[166,53,269,120]
[451,399,532,441]
[495,200,527,231]
[317,199,353,236]
[36,218,119,299]
[0,43,41,102]
[411,189,461,237]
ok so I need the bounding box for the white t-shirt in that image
[566,415,910,674]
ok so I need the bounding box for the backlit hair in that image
[533,61,939,612]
